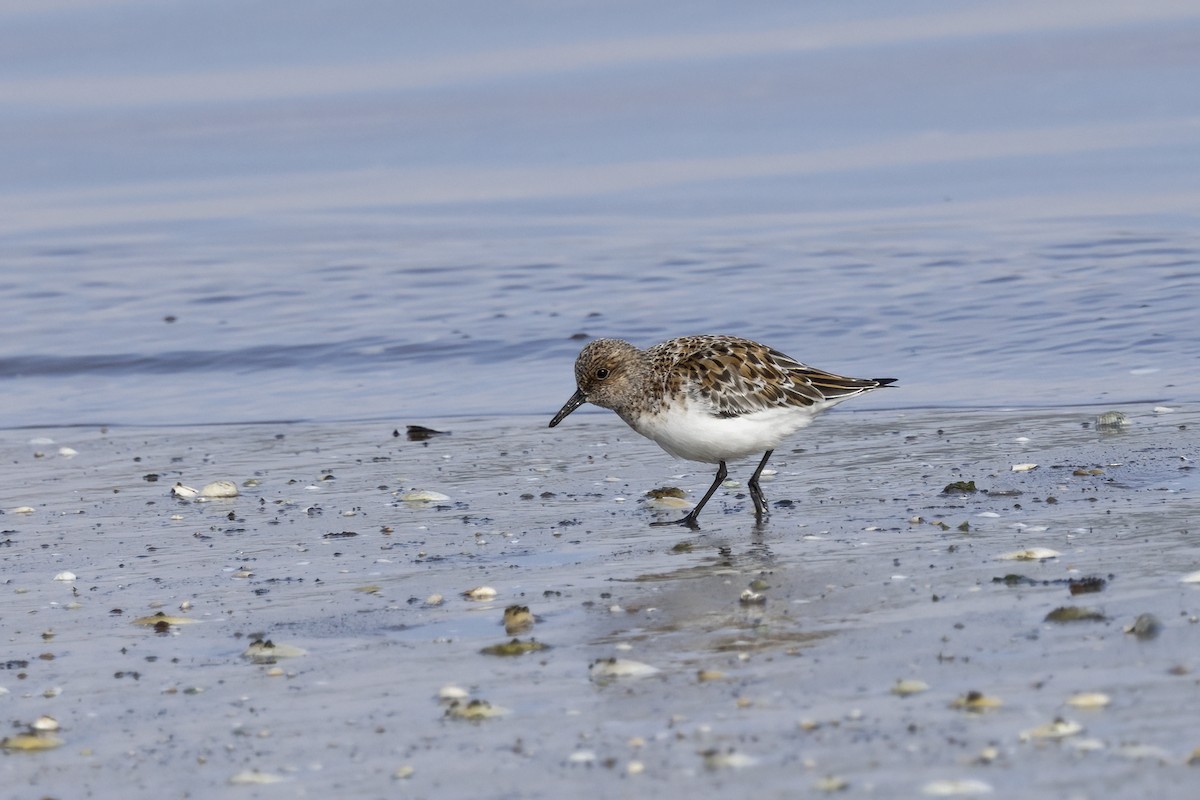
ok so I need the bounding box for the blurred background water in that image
[1,0,1198,427]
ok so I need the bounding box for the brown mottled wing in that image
[658,336,890,419]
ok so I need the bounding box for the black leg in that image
[747,450,774,521]
[651,461,728,529]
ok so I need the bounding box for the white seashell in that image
[437,685,469,702]
[1066,692,1111,709]
[171,483,199,499]
[923,779,994,796]
[1180,570,1200,584]
[32,715,59,732]
[200,480,238,498]
[243,640,306,662]
[444,698,507,719]
[12,506,35,514]
[57,447,79,457]
[997,548,1061,561]
[1011,463,1038,472]
[646,495,692,510]
[702,749,758,769]
[400,490,450,503]
[1020,718,1083,741]
[462,586,497,600]
[1153,406,1175,414]
[589,658,660,681]
[228,771,288,785]
[53,571,76,582]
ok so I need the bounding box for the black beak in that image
[548,389,587,427]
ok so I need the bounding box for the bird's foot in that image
[650,514,701,530]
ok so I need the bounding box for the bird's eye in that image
[595,367,610,380]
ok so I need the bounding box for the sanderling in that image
[549,335,896,528]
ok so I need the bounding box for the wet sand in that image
[2,404,1198,798]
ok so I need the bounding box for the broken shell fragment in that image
[701,748,758,769]
[479,638,549,657]
[53,571,76,582]
[437,685,469,703]
[739,590,766,605]
[31,716,59,732]
[646,494,692,510]
[1011,463,1038,472]
[998,548,1061,561]
[1020,718,1083,741]
[132,613,198,627]
[1,733,63,751]
[1045,606,1107,623]
[922,779,994,796]
[228,770,288,785]
[502,605,534,634]
[444,699,508,720]
[952,691,1002,712]
[891,679,930,696]
[589,657,660,682]
[171,483,199,499]
[1095,411,1128,429]
[1124,613,1163,639]
[200,480,239,498]
[243,639,307,663]
[401,490,450,503]
[1066,692,1111,709]
[814,775,849,792]
[462,586,497,601]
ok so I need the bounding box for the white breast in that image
[627,398,821,464]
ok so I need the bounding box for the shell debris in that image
[400,489,450,504]
[228,770,288,785]
[132,612,199,627]
[922,779,994,796]
[200,480,239,498]
[951,691,1002,712]
[462,586,497,601]
[1124,613,1162,639]
[243,639,307,663]
[589,657,660,682]
[701,748,758,770]
[503,605,535,634]
[1019,718,1083,741]
[1010,463,1038,472]
[1,733,63,751]
[437,685,470,703]
[1065,692,1111,709]
[891,679,930,697]
[997,548,1061,561]
[53,571,77,582]
[479,638,549,657]
[444,698,508,720]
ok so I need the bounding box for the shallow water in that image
[2,1,1199,426]
[2,2,1199,798]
